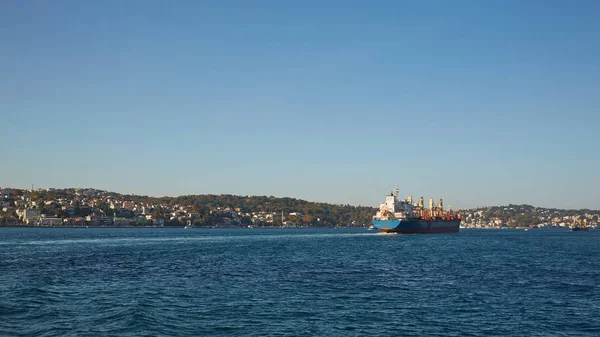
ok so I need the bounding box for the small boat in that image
[570,219,590,232]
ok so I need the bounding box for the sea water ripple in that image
[1,228,599,336]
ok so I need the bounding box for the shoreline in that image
[0,225,355,229]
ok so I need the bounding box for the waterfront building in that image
[23,208,41,225]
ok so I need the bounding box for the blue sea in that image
[1,228,599,336]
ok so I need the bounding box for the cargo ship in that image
[372,187,461,234]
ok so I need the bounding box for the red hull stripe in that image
[380,226,459,234]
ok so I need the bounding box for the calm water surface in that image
[1,228,599,336]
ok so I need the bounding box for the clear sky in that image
[1,0,599,209]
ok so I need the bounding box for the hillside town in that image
[460,204,600,229]
[1,187,599,229]
[0,187,356,228]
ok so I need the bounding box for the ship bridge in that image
[376,187,415,220]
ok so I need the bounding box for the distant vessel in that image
[570,219,590,232]
[372,187,461,234]
[185,221,193,229]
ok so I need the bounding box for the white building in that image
[113,217,131,226]
[38,217,63,226]
[23,208,41,225]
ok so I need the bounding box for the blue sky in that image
[1,0,599,209]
